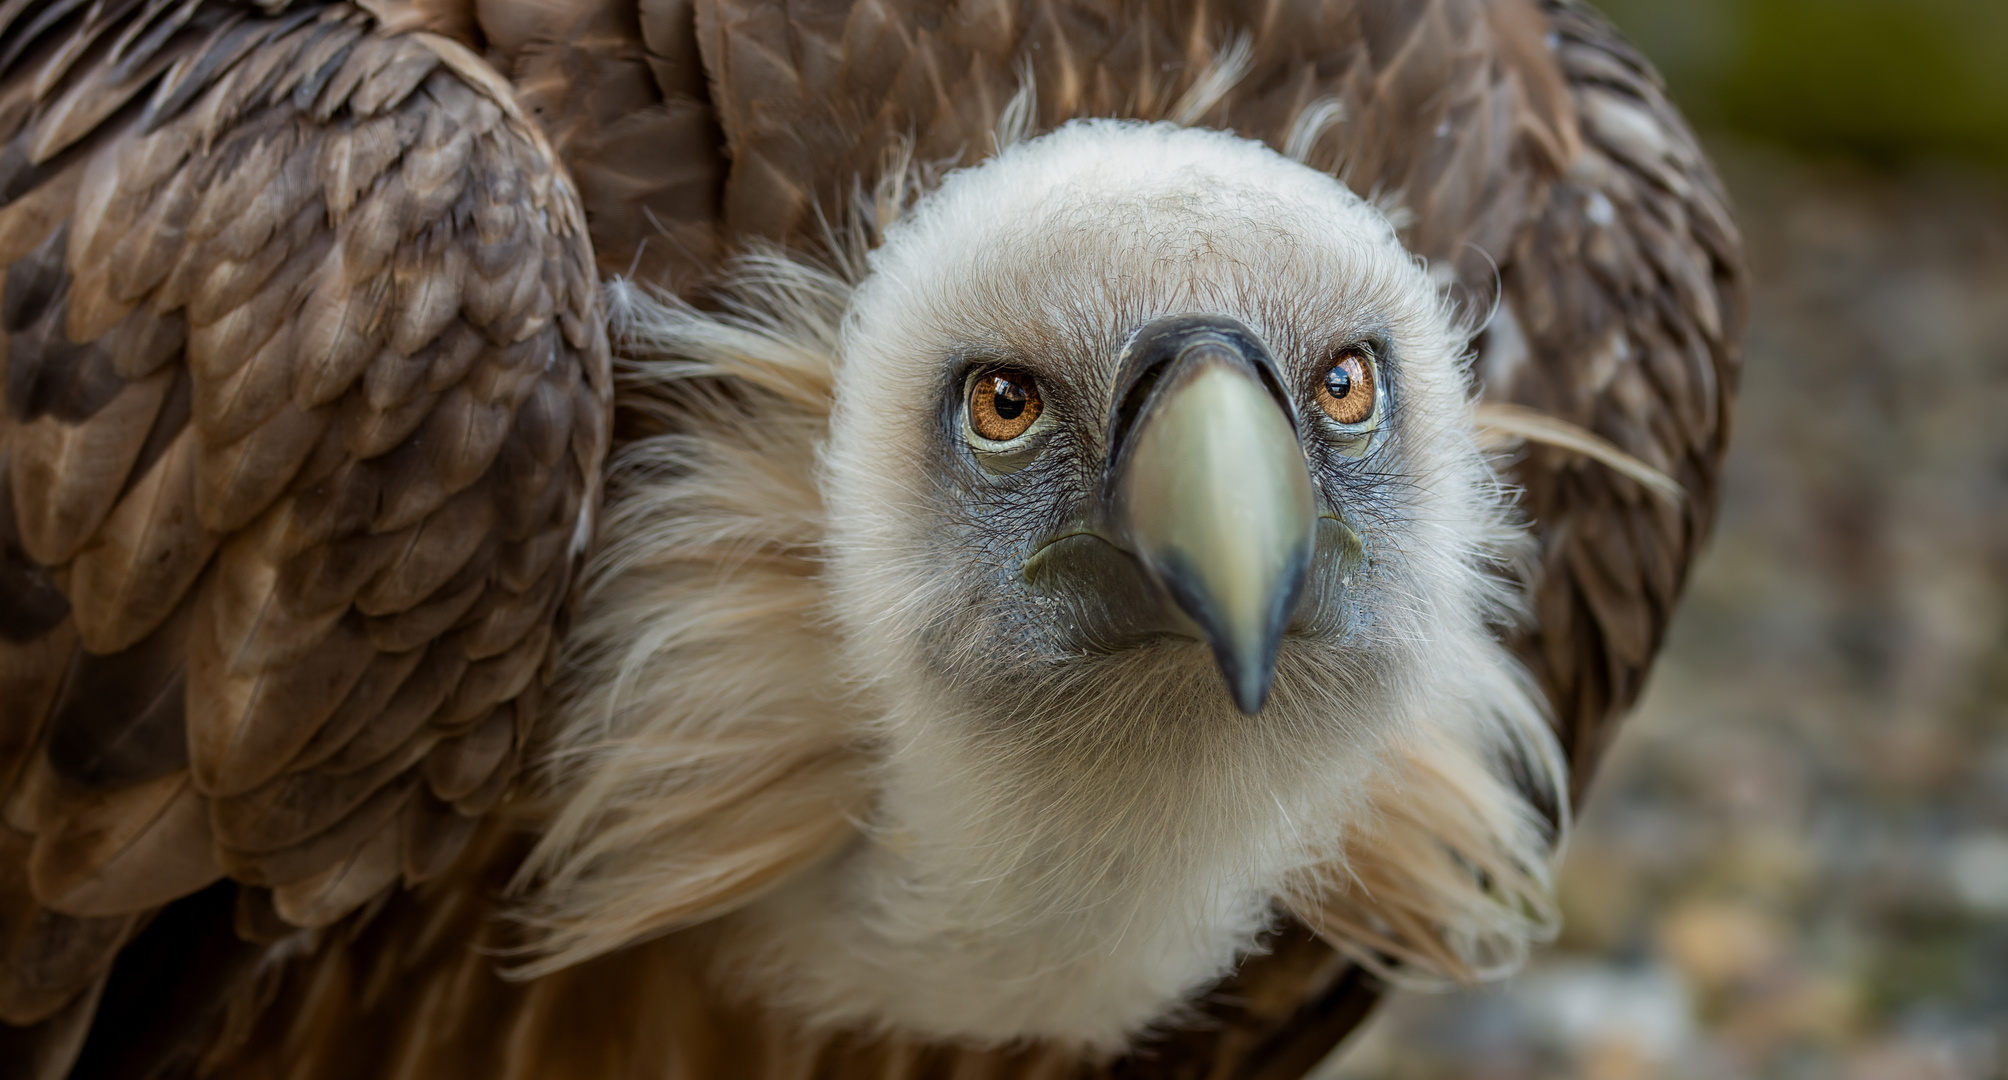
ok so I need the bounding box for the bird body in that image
[0,0,1743,1076]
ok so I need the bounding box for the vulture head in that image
[549,119,1557,1050]
[828,119,1499,723]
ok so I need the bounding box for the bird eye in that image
[967,369,1043,443]
[1314,348,1376,426]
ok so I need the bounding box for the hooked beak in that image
[1105,315,1317,714]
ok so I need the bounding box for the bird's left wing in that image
[0,2,609,1071]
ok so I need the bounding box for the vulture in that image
[0,0,1742,1076]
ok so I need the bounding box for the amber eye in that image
[968,369,1043,443]
[1314,349,1376,426]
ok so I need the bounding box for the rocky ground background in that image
[1319,3,2008,1077]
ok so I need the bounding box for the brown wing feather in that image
[446,0,727,290]
[0,1,609,1072]
[1484,0,1743,801]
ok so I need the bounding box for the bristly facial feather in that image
[521,120,1563,1051]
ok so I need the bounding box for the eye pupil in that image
[992,378,1027,420]
[1323,366,1352,399]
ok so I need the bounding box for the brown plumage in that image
[0,0,1740,1076]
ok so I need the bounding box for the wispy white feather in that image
[1170,32,1253,126]
[1285,97,1347,165]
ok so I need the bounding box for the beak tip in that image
[1216,644,1277,716]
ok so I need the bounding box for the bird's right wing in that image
[1483,0,1744,805]
[0,3,609,1072]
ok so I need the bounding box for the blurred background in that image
[1321,2,2008,1077]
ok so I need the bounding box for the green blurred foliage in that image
[1595,0,2008,169]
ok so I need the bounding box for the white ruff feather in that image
[520,121,1565,1051]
